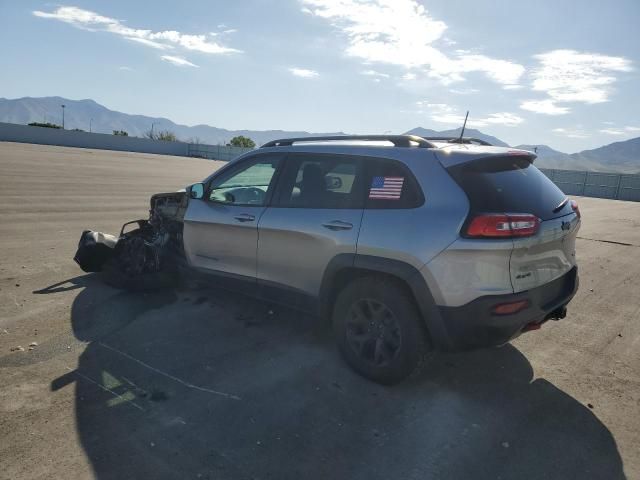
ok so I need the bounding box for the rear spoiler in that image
[434,147,537,169]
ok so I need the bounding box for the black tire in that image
[333,276,431,385]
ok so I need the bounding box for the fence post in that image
[615,174,623,200]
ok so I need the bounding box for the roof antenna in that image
[458,110,469,143]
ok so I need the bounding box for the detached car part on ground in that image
[74,135,580,385]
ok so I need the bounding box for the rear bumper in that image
[436,267,578,351]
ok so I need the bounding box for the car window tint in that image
[447,156,568,220]
[365,158,424,209]
[279,155,363,209]
[209,157,280,206]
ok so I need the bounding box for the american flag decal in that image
[369,176,404,200]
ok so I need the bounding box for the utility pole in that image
[151,122,156,139]
[61,104,66,129]
[89,118,93,133]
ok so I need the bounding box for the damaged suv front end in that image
[74,191,189,290]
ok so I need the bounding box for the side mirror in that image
[189,183,205,199]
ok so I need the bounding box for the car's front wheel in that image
[332,276,431,385]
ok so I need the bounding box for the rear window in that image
[447,156,569,220]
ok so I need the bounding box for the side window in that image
[365,159,424,209]
[208,156,281,206]
[277,155,364,209]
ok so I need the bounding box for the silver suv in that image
[75,135,580,384]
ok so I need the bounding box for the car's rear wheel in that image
[333,276,431,385]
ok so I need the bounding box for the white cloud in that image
[126,37,170,50]
[289,67,319,78]
[503,84,524,90]
[361,69,390,78]
[300,0,524,86]
[520,99,570,115]
[415,102,453,114]
[449,87,479,95]
[402,72,417,80]
[480,112,525,127]
[118,66,133,71]
[161,55,199,67]
[552,127,589,139]
[531,49,632,104]
[413,102,523,127]
[599,128,626,136]
[33,6,241,60]
[599,126,640,136]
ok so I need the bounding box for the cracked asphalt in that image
[1,142,639,479]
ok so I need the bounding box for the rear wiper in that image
[553,197,569,213]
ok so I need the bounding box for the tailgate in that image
[445,154,582,294]
[510,212,580,292]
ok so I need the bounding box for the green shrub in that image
[229,135,256,148]
[156,130,177,142]
[28,122,61,129]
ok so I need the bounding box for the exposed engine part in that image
[73,191,189,282]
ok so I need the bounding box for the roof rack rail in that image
[261,135,435,149]
[422,136,493,146]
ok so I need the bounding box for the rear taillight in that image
[571,199,581,219]
[466,214,540,238]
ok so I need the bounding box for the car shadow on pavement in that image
[54,277,626,480]
[32,274,93,294]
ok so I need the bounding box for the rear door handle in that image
[234,213,255,222]
[322,220,353,231]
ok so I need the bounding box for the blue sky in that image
[0,0,638,152]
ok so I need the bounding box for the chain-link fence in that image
[187,143,254,161]
[539,168,640,202]
[0,122,255,162]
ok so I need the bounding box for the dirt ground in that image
[1,141,639,480]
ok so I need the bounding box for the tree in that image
[28,122,61,129]
[113,130,129,136]
[229,135,256,148]
[156,130,177,142]
[145,129,178,141]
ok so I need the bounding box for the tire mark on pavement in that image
[577,236,637,247]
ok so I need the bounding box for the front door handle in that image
[322,220,353,231]
[234,213,255,222]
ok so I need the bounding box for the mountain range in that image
[1,96,638,173]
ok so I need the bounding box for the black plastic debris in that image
[73,230,118,272]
